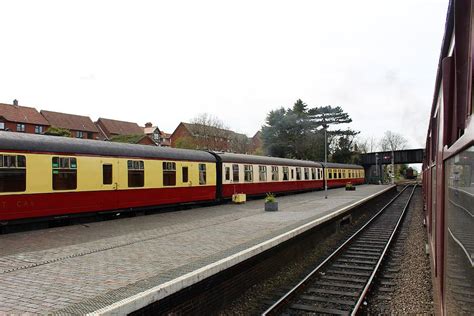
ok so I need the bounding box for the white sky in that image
[1,0,448,148]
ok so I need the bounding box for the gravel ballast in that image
[365,187,434,314]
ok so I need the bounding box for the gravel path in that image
[366,187,434,314]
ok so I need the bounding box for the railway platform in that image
[0,184,393,315]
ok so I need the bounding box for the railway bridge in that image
[360,148,424,183]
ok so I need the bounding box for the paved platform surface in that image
[0,185,392,315]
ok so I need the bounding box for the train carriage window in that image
[103,164,113,185]
[127,160,145,187]
[182,166,189,183]
[304,168,309,180]
[328,169,332,179]
[225,167,230,181]
[163,161,176,186]
[296,167,301,180]
[259,165,267,181]
[291,168,294,180]
[311,168,316,180]
[199,164,206,185]
[52,157,77,190]
[338,169,342,179]
[244,165,253,182]
[283,167,289,181]
[272,166,279,181]
[0,154,26,192]
[232,164,239,182]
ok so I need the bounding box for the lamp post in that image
[375,152,379,183]
[323,123,328,199]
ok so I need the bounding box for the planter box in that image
[265,201,278,212]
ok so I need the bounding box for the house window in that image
[87,132,94,139]
[0,122,4,130]
[199,164,206,185]
[35,125,43,134]
[163,161,176,186]
[52,157,77,190]
[244,165,253,182]
[153,132,159,141]
[283,167,289,181]
[103,164,113,185]
[311,168,317,180]
[232,164,239,182]
[0,155,26,192]
[259,165,267,181]
[182,166,189,183]
[225,167,230,181]
[16,124,25,132]
[76,131,83,138]
[296,167,301,180]
[304,168,309,180]
[128,160,144,187]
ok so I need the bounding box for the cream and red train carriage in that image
[0,132,366,225]
[213,152,325,198]
[323,162,365,188]
[0,132,217,223]
[213,153,365,198]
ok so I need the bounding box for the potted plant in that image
[345,182,356,191]
[264,193,278,211]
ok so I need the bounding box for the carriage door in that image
[101,159,119,210]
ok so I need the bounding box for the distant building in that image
[143,122,172,147]
[143,122,161,145]
[96,117,144,139]
[0,100,50,134]
[108,134,157,146]
[159,131,172,147]
[40,110,100,139]
[171,122,251,152]
[252,131,262,151]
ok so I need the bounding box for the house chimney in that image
[13,99,18,106]
[145,122,153,128]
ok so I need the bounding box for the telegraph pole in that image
[324,124,328,199]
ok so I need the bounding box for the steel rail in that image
[261,185,410,316]
[351,184,416,315]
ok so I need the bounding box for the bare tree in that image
[379,131,408,151]
[188,113,232,151]
[356,136,378,153]
[229,133,252,154]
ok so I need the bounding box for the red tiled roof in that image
[41,110,99,132]
[97,118,144,135]
[0,103,49,125]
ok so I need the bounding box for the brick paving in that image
[0,185,391,315]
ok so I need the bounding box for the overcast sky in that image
[1,0,448,148]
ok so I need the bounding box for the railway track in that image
[262,185,416,316]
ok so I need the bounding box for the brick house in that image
[95,118,144,139]
[252,131,263,151]
[96,117,155,145]
[143,122,161,145]
[171,122,250,152]
[0,100,50,134]
[40,110,100,139]
[143,122,171,146]
[159,131,172,147]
